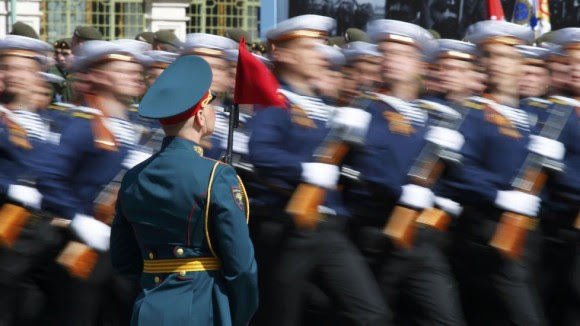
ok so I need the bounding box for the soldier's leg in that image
[266,229,317,326]
[403,231,465,326]
[316,226,391,326]
[491,229,545,326]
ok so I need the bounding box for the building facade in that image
[1,0,260,42]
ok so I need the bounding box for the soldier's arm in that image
[248,107,304,180]
[210,165,258,326]
[110,194,143,276]
[36,118,87,218]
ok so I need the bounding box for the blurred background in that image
[2,0,579,44]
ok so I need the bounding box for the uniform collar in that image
[161,136,204,156]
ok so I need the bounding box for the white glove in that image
[7,185,42,209]
[399,184,435,209]
[435,196,463,216]
[527,135,565,161]
[425,126,465,151]
[70,214,111,252]
[495,190,541,217]
[330,107,372,132]
[122,149,152,169]
[301,163,340,189]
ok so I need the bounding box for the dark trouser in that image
[537,209,580,326]
[353,219,465,326]
[0,215,138,326]
[251,213,390,326]
[451,206,545,326]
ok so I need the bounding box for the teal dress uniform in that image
[110,55,258,326]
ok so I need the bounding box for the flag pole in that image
[224,103,239,165]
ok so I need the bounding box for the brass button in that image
[154,276,160,283]
[178,271,186,277]
[176,248,184,256]
[148,252,154,259]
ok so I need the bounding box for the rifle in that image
[286,95,373,229]
[490,101,573,260]
[383,101,467,248]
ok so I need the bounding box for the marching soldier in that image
[0,35,61,326]
[342,19,465,325]
[535,28,580,326]
[339,41,382,105]
[110,55,258,326]
[439,20,554,325]
[32,40,149,325]
[248,14,390,326]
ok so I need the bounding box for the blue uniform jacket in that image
[0,110,55,201]
[110,136,258,326]
[248,84,347,216]
[343,94,428,221]
[437,97,531,208]
[37,111,130,219]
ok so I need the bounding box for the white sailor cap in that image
[71,40,148,72]
[464,20,534,46]
[316,44,345,69]
[266,14,335,43]
[182,33,238,57]
[39,71,65,84]
[515,45,551,65]
[428,39,479,63]
[539,42,568,63]
[341,41,381,63]
[542,28,580,51]
[144,50,178,69]
[111,39,152,53]
[0,35,53,63]
[366,19,434,52]
[224,49,239,62]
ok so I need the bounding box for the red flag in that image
[487,0,506,20]
[234,37,285,107]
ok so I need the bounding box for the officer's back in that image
[111,56,258,326]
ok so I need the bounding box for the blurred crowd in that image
[0,14,578,326]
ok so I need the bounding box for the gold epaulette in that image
[463,100,484,110]
[550,98,571,106]
[71,112,95,119]
[525,100,550,109]
[360,93,379,101]
[48,104,68,111]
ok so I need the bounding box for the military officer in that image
[135,31,155,45]
[152,30,182,53]
[71,25,103,52]
[342,19,465,325]
[110,55,258,326]
[9,21,39,39]
[437,20,556,326]
[248,14,390,326]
